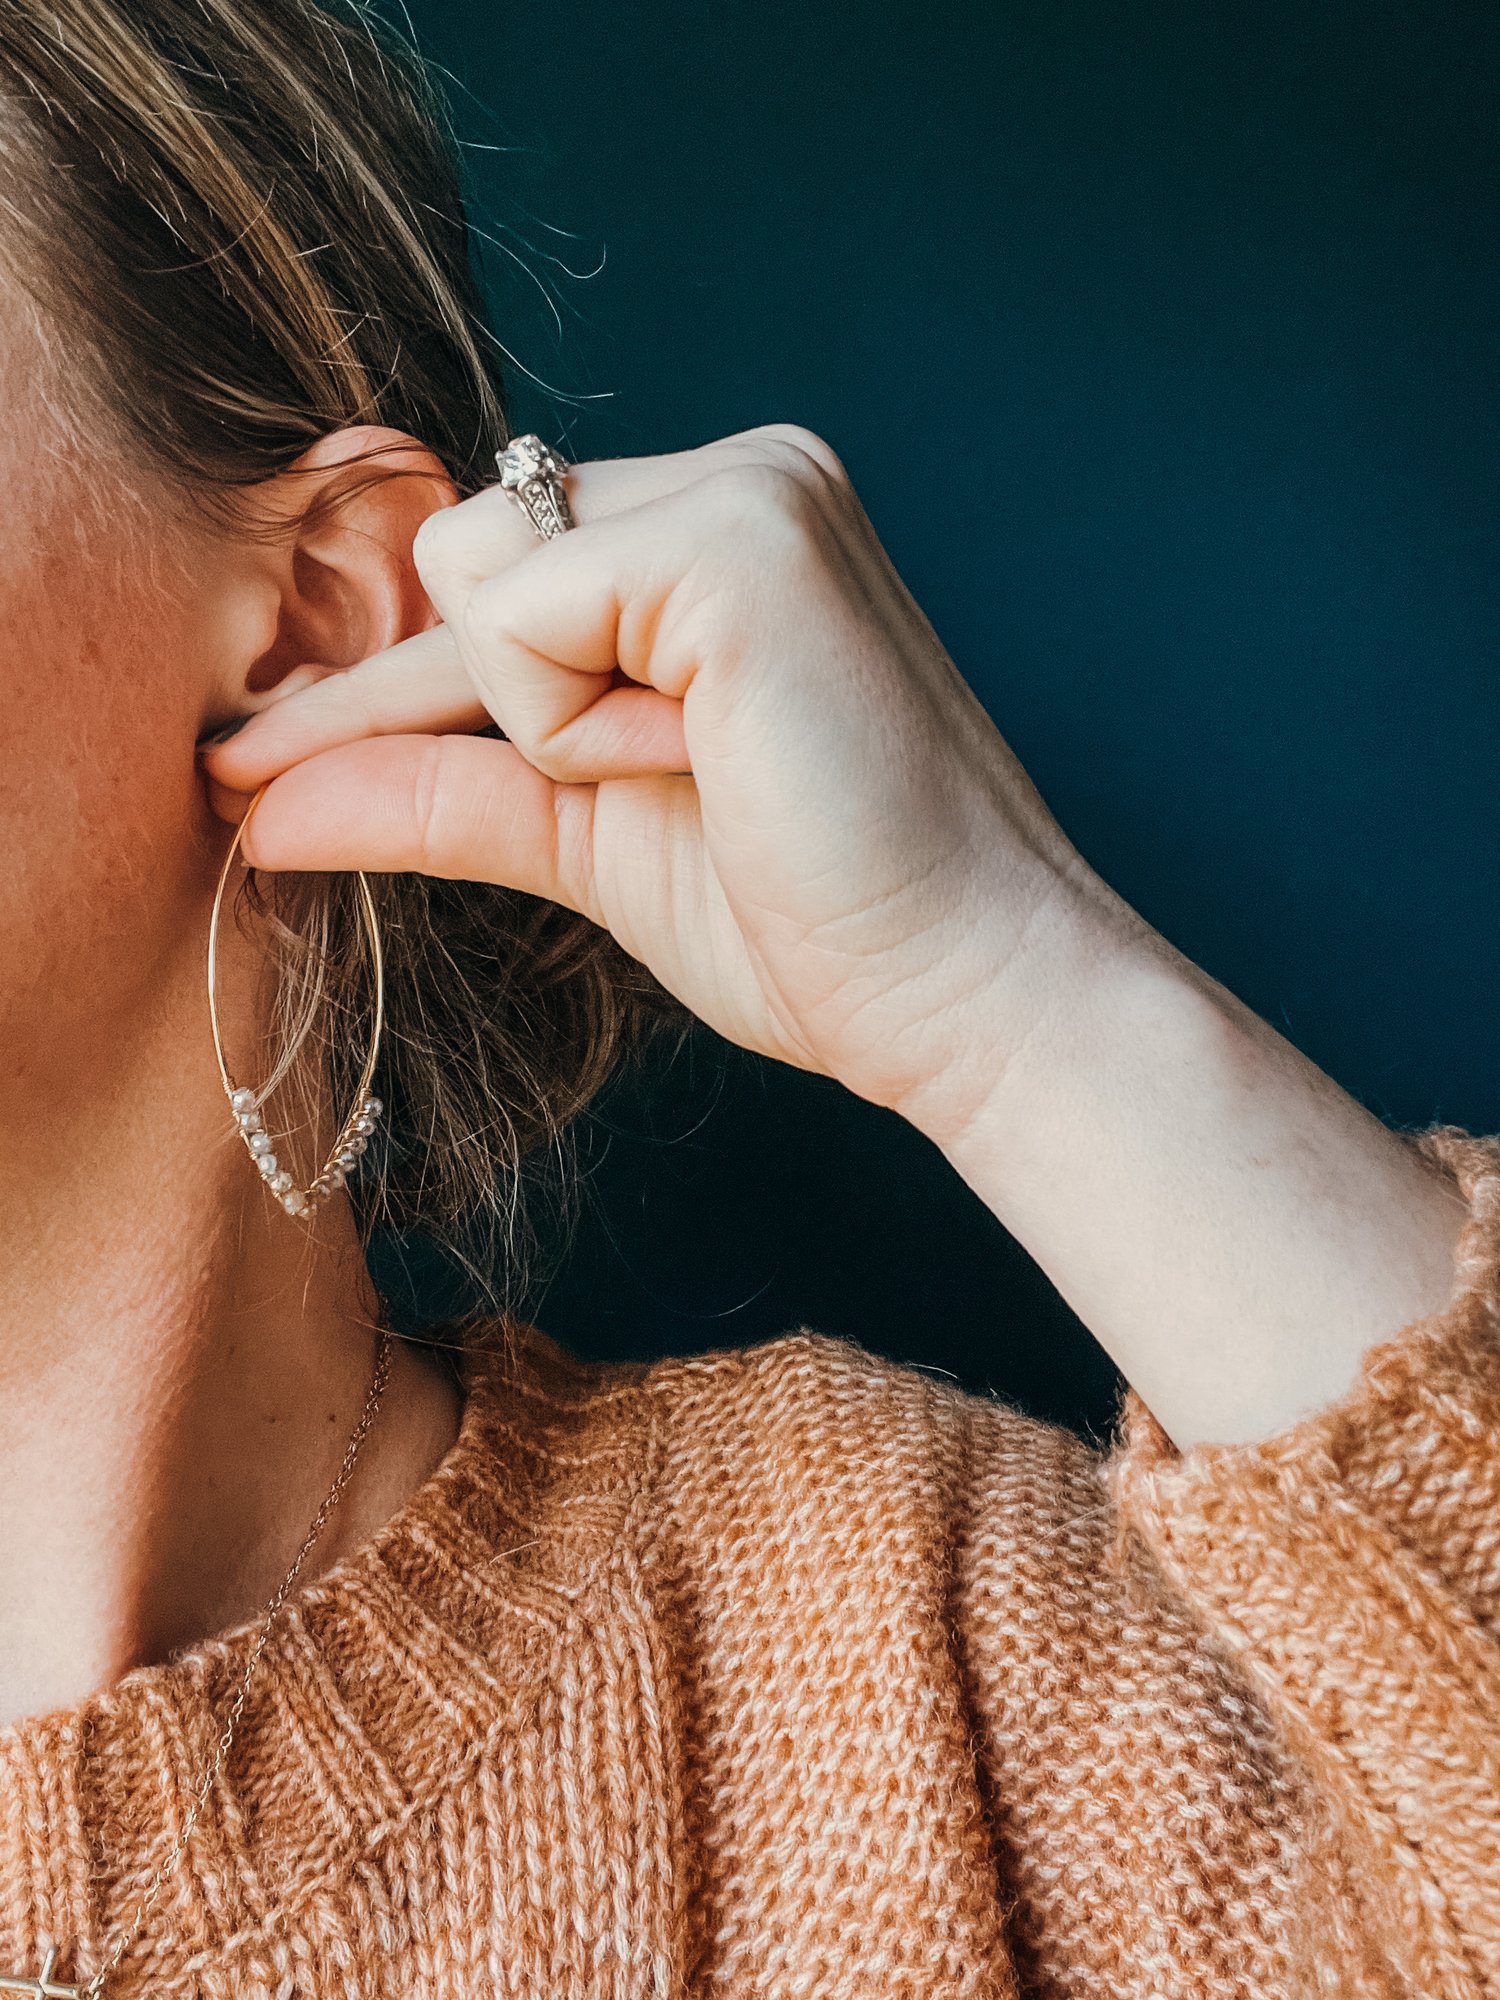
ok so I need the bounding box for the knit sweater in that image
[1,1124,1498,2000]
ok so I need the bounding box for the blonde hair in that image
[0,0,685,1331]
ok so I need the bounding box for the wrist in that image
[886,858,1170,1166]
[912,909,1471,1447]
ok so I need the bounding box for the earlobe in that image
[239,423,457,706]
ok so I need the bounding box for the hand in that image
[200,422,1133,1148]
[200,419,1469,1448]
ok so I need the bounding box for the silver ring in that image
[495,433,575,541]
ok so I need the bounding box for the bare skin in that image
[0,235,1468,1738]
[204,424,1470,1453]
[0,277,462,1727]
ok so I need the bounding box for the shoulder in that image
[640,1320,1106,1474]
[471,1318,1122,1637]
[627,1325,1114,1608]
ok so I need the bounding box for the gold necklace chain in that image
[0,1322,397,2000]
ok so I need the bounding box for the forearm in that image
[925,901,1470,1450]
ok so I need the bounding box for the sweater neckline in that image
[0,1316,651,1985]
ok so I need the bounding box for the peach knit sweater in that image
[2,1123,1498,1998]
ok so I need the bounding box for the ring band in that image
[495,434,575,541]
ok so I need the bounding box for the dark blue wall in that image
[393,0,1500,1432]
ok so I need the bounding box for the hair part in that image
[0,0,686,1336]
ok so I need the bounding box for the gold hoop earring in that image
[207,782,385,1221]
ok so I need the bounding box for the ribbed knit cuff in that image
[1111,1120,1500,1632]
[1105,1125,1500,1979]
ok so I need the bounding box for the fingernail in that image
[200,715,250,749]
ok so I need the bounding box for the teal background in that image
[391,1,1499,1434]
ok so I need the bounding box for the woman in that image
[0,0,1493,1995]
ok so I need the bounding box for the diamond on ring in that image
[495,433,575,541]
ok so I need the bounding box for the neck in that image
[0,871,463,1729]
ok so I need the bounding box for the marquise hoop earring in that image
[207,780,386,1223]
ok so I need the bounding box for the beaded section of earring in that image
[228,1087,384,1219]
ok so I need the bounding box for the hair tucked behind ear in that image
[0,0,688,1335]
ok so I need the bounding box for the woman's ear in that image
[209,424,458,729]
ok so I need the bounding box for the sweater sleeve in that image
[1108,1121,1500,1987]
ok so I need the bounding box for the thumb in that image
[231,732,604,923]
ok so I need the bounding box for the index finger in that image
[200,422,834,789]
[198,622,484,788]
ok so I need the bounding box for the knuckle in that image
[517,731,573,783]
[452,580,574,778]
[528,748,576,784]
[703,460,820,545]
[551,783,606,926]
[456,574,535,715]
[407,735,453,876]
[458,567,509,648]
[736,421,850,489]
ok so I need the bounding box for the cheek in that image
[0,502,213,1044]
